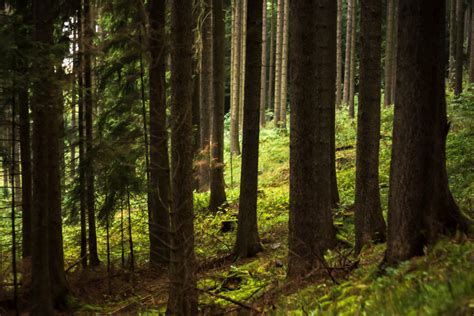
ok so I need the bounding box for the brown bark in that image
[336,0,343,108]
[84,0,100,267]
[288,0,337,278]
[267,0,276,111]
[455,0,464,95]
[234,0,263,259]
[449,0,457,89]
[209,0,227,212]
[384,0,395,106]
[239,0,248,129]
[390,1,398,104]
[279,0,289,129]
[348,1,357,118]
[167,0,198,313]
[259,0,267,127]
[355,0,386,253]
[148,0,171,267]
[385,0,469,264]
[343,0,354,105]
[470,3,474,83]
[198,0,212,191]
[230,0,241,155]
[273,0,283,125]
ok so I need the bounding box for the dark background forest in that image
[0,0,473,314]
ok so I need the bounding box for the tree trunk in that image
[267,0,276,111]
[288,0,337,278]
[384,0,395,106]
[384,0,469,264]
[449,0,457,89]
[343,0,354,105]
[273,0,283,126]
[209,0,227,212]
[455,0,464,95]
[148,0,171,267]
[31,0,69,311]
[336,0,343,108]
[198,0,212,192]
[279,0,289,129]
[348,1,357,118]
[84,0,100,267]
[230,0,241,155]
[259,0,267,127]
[239,0,248,130]
[470,3,474,83]
[355,0,386,253]
[167,0,198,313]
[390,1,398,104]
[234,0,263,259]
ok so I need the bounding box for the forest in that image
[0,0,473,314]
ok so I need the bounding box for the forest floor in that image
[7,90,472,314]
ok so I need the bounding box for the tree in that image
[455,0,464,96]
[84,0,100,267]
[230,0,241,155]
[384,0,469,264]
[348,1,357,118]
[384,0,395,106]
[267,0,276,111]
[336,0,343,108]
[167,0,198,313]
[234,0,263,258]
[198,0,212,191]
[449,0,457,89]
[288,0,337,277]
[148,0,171,266]
[209,0,227,212]
[470,3,474,83]
[31,0,69,312]
[279,0,289,129]
[354,0,386,253]
[239,0,248,129]
[273,0,283,126]
[343,0,354,105]
[259,0,267,127]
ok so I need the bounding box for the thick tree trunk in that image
[198,0,212,192]
[84,0,100,267]
[167,0,198,313]
[455,0,464,95]
[390,1,398,104]
[384,0,395,106]
[336,0,343,108]
[385,0,469,264]
[279,0,289,129]
[148,0,171,267]
[470,3,474,83]
[209,0,227,212]
[259,0,267,127]
[288,0,337,278]
[343,0,354,105]
[234,0,263,258]
[355,0,386,253]
[230,0,241,155]
[273,0,283,126]
[348,1,357,118]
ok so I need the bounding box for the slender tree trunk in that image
[148,0,171,267]
[259,0,267,127]
[288,0,337,278]
[239,0,248,129]
[343,0,354,105]
[77,6,87,269]
[390,1,398,104]
[384,0,395,106]
[167,0,198,313]
[84,0,100,267]
[385,0,469,264]
[348,1,357,118]
[336,0,343,108]
[209,0,227,212]
[449,0,457,89]
[470,3,474,83]
[234,0,263,258]
[267,0,276,110]
[355,0,386,253]
[192,0,201,190]
[273,0,283,126]
[230,0,241,155]
[198,0,212,192]
[455,0,464,95]
[279,0,289,129]
[127,189,134,271]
